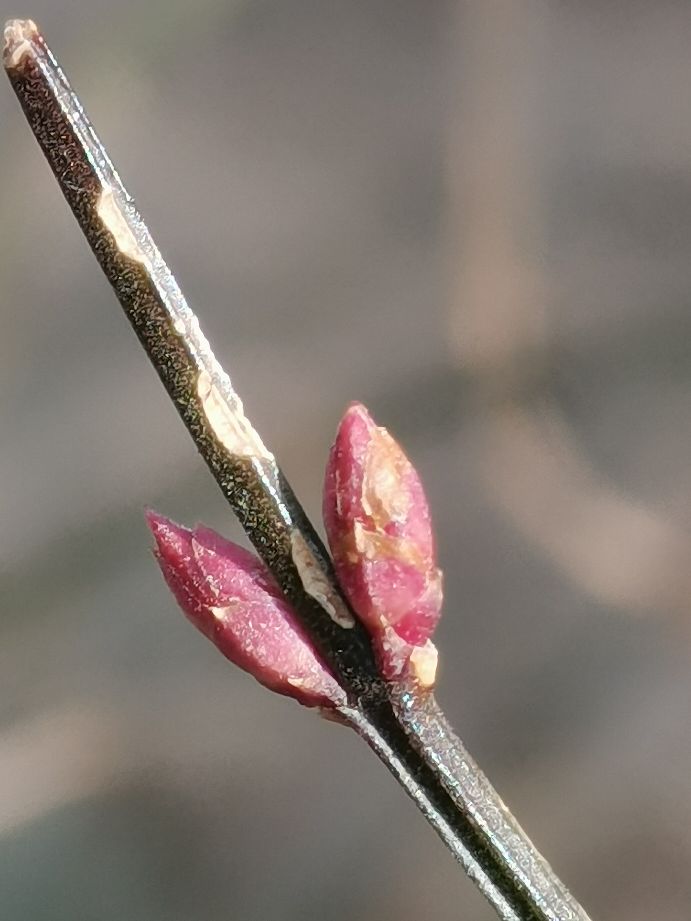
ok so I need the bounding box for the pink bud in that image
[146,511,346,709]
[323,403,442,684]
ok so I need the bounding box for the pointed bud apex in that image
[323,403,443,684]
[146,511,347,709]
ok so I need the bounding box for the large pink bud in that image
[146,511,346,709]
[323,403,442,684]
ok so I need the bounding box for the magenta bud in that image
[323,403,442,684]
[146,511,346,709]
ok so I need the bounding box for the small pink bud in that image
[323,403,442,684]
[146,511,346,709]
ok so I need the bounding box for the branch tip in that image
[3,19,38,68]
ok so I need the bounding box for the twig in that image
[3,19,592,921]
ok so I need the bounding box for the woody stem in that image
[4,19,592,921]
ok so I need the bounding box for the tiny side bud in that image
[146,511,346,709]
[323,403,442,683]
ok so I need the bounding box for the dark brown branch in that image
[3,19,592,921]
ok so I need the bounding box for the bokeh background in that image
[2,2,691,918]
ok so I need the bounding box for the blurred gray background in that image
[2,1,691,918]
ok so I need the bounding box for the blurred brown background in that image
[2,2,691,919]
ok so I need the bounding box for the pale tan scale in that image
[197,370,274,462]
[290,530,355,628]
[97,187,149,265]
[361,425,413,526]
